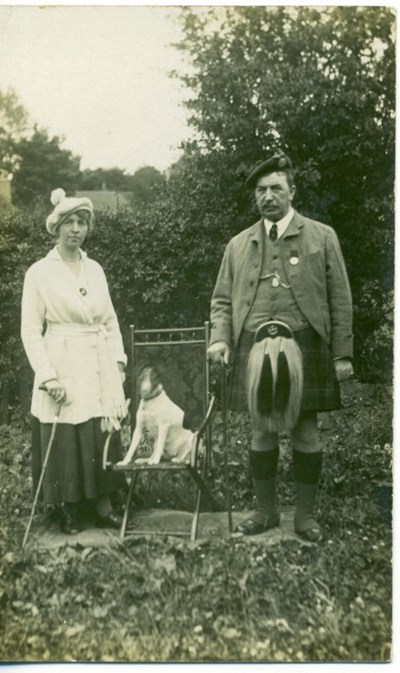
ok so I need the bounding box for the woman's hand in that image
[117,361,126,384]
[42,379,66,404]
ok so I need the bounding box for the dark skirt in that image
[229,327,341,413]
[31,417,124,505]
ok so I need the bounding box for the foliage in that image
[0,88,30,173]
[128,166,166,203]
[79,167,134,192]
[0,203,48,390]
[11,128,81,205]
[78,165,166,203]
[173,5,395,380]
[0,382,392,662]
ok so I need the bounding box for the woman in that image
[21,188,127,534]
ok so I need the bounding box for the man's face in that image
[255,172,295,222]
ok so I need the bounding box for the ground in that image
[0,380,392,662]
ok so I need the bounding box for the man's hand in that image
[207,341,231,365]
[333,358,354,383]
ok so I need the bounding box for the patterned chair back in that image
[130,323,210,432]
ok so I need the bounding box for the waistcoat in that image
[244,229,309,332]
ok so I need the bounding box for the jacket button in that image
[249,280,254,287]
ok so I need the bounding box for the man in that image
[208,152,353,541]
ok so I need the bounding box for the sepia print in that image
[0,3,394,668]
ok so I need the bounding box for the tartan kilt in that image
[229,327,341,413]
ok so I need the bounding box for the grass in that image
[0,380,392,662]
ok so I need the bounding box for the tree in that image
[171,5,395,380]
[0,88,30,173]
[79,167,133,192]
[12,127,81,205]
[130,166,166,202]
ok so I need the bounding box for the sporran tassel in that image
[246,321,303,432]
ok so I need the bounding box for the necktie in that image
[269,223,278,242]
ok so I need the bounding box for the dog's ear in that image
[151,366,164,387]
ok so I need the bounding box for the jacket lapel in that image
[282,210,305,239]
[47,247,95,322]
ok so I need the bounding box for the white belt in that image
[46,322,108,338]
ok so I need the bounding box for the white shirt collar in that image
[263,207,294,239]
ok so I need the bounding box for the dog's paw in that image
[147,457,161,465]
[134,457,149,464]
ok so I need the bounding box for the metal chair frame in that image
[104,321,221,541]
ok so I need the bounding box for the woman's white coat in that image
[21,246,127,424]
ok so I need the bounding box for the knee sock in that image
[250,448,279,522]
[293,450,322,532]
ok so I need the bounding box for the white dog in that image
[117,366,196,466]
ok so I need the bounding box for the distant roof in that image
[74,190,132,212]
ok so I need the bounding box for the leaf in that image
[65,624,85,637]
[81,547,93,560]
[223,627,240,639]
[153,555,176,575]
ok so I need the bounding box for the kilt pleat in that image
[31,417,124,505]
[229,327,341,413]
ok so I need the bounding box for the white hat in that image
[46,188,94,235]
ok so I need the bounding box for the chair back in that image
[130,323,210,433]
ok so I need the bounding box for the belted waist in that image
[46,322,108,338]
[244,324,312,337]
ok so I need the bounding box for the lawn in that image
[0,380,392,663]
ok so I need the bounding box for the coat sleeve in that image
[325,228,353,359]
[101,267,128,367]
[210,243,234,348]
[20,266,58,384]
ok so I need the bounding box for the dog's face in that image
[138,366,162,400]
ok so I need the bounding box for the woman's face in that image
[57,210,90,250]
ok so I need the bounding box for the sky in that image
[0,5,192,174]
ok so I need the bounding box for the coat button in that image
[249,280,254,287]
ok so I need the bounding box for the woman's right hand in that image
[42,379,66,404]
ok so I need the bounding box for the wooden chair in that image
[103,322,226,541]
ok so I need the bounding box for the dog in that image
[116,366,196,466]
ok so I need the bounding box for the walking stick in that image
[21,391,63,554]
[221,362,233,533]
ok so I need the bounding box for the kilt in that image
[31,417,124,505]
[229,327,341,413]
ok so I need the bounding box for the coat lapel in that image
[47,247,96,323]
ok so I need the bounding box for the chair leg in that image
[191,480,203,542]
[120,472,139,541]
[188,467,219,511]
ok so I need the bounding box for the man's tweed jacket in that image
[210,210,353,359]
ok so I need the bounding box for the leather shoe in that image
[96,510,122,529]
[61,503,81,535]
